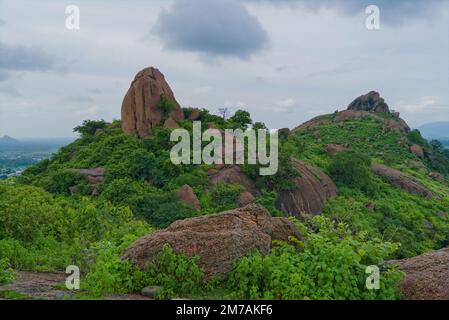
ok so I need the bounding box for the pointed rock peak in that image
[121,67,184,138]
[347,91,390,113]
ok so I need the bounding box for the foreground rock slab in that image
[388,248,449,300]
[122,204,301,278]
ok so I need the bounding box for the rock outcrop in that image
[410,144,424,158]
[347,91,390,113]
[388,248,449,300]
[176,185,200,210]
[324,144,346,155]
[121,67,184,138]
[122,204,301,278]
[208,166,260,197]
[371,164,433,198]
[68,168,105,195]
[276,159,338,217]
[293,92,410,134]
[238,191,256,207]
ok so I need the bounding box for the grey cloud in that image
[155,0,268,58]
[0,84,21,97]
[0,42,57,72]
[249,0,447,24]
[0,19,5,26]
[65,95,95,104]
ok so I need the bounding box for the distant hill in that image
[417,122,449,141]
[0,135,20,147]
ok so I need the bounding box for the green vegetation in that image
[1,107,448,300]
[0,258,15,284]
[228,216,402,300]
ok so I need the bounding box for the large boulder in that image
[388,248,449,300]
[371,164,433,198]
[208,166,260,197]
[276,159,338,217]
[121,204,301,278]
[121,67,184,138]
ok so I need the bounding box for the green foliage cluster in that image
[0,181,150,271]
[0,258,15,285]
[82,243,210,299]
[329,150,377,195]
[227,216,403,300]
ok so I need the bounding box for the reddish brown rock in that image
[208,166,260,197]
[67,167,105,196]
[176,185,200,210]
[238,191,256,207]
[347,91,390,113]
[388,248,449,300]
[121,204,301,278]
[410,144,424,158]
[429,172,445,182]
[276,159,338,217]
[324,144,346,155]
[163,117,180,129]
[371,163,433,198]
[121,67,184,138]
[189,108,201,121]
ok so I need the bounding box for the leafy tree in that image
[229,110,253,129]
[74,120,107,137]
[407,130,426,146]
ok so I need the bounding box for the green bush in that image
[227,216,403,300]
[329,151,376,194]
[208,183,243,211]
[144,245,207,299]
[83,243,208,299]
[0,258,15,285]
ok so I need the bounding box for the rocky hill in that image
[1,67,449,300]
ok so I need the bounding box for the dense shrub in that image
[83,244,208,299]
[227,216,402,300]
[329,151,376,194]
[0,258,15,284]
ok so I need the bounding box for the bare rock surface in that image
[122,204,301,278]
[208,166,260,197]
[388,248,449,300]
[177,184,201,210]
[276,159,338,217]
[121,67,184,138]
[371,163,433,198]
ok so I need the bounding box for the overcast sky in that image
[0,0,448,138]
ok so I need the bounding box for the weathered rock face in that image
[121,204,301,278]
[238,191,256,207]
[276,159,338,217]
[371,164,433,198]
[208,166,260,197]
[176,185,200,210]
[388,248,449,300]
[410,144,424,158]
[347,91,390,113]
[121,67,184,138]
